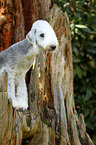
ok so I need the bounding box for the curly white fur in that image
[0,20,58,109]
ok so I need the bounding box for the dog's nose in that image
[50,45,56,50]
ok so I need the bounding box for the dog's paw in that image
[12,98,28,110]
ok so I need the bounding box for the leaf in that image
[91,24,96,31]
[75,24,88,29]
[73,56,81,63]
[75,65,82,78]
[86,122,94,130]
[75,12,81,18]
[82,28,92,33]
[85,90,92,101]
[87,48,96,54]
[85,108,90,118]
[76,31,86,39]
[92,88,96,94]
[73,46,79,56]
[75,24,92,33]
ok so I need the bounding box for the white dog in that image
[0,20,58,109]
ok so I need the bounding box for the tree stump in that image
[0,0,94,144]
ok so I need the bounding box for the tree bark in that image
[0,0,94,145]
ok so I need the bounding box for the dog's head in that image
[26,20,58,53]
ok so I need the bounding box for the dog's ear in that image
[26,29,36,46]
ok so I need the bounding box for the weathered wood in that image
[0,72,44,144]
[0,91,22,145]
[0,0,94,145]
[0,0,25,51]
[28,4,93,145]
[0,81,55,145]
[28,5,73,144]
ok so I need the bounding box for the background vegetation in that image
[52,0,96,143]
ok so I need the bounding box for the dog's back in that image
[0,39,34,74]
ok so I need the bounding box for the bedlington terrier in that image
[0,20,58,109]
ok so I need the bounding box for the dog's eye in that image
[40,33,44,38]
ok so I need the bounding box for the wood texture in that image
[0,0,94,145]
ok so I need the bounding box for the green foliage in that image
[52,0,96,141]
